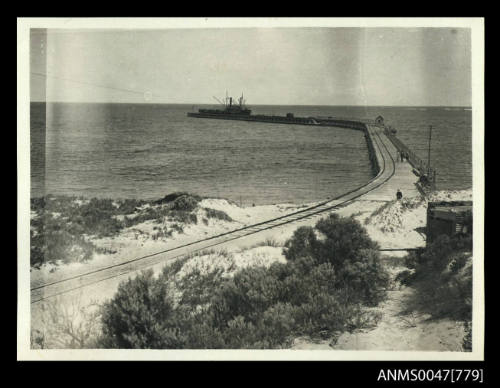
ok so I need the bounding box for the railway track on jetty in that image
[31,124,396,304]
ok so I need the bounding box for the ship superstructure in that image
[195,92,251,116]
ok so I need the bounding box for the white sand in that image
[359,189,472,250]
[31,189,472,289]
[292,286,466,351]
[31,189,472,350]
[30,199,302,287]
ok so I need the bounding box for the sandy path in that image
[333,288,465,351]
[292,258,466,351]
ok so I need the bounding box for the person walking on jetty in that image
[396,188,403,200]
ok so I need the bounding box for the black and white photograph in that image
[17,18,484,361]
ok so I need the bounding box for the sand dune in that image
[31,189,472,351]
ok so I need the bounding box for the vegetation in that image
[97,214,389,349]
[155,192,202,206]
[31,294,102,349]
[401,233,472,321]
[255,237,282,248]
[30,193,203,267]
[364,201,392,225]
[397,233,473,351]
[204,208,233,222]
[284,214,388,305]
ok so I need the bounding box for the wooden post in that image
[427,125,433,176]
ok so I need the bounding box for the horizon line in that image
[30,101,473,108]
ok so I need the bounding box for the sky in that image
[30,27,472,106]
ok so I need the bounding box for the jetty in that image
[31,115,435,304]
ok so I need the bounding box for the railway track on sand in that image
[31,125,395,304]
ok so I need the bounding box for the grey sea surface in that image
[30,103,472,205]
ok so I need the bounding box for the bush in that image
[99,215,389,349]
[204,208,233,222]
[283,214,388,305]
[99,270,186,349]
[155,192,201,205]
[30,197,46,212]
[256,237,281,247]
[171,195,200,212]
[283,226,317,261]
[168,210,198,225]
[32,295,102,349]
[117,198,147,214]
[403,234,472,321]
[152,226,173,240]
[30,193,204,266]
[314,214,379,266]
[30,226,98,267]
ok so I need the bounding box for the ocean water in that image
[30,103,472,206]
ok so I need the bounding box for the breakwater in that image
[188,111,382,178]
[364,127,381,177]
[187,111,373,129]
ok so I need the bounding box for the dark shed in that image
[426,201,472,243]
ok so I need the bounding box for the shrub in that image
[31,197,46,212]
[155,192,201,205]
[283,214,388,305]
[117,198,147,214]
[30,195,127,267]
[171,195,200,212]
[204,208,233,222]
[99,270,186,349]
[177,267,226,309]
[31,294,102,349]
[283,226,317,261]
[257,303,296,347]
[30,226,98,267]
[179,319,226,349]
[171,223,184,234]
[403,233,472,321]
[30,193,205,267]
[98,214,390,349]
[123,206,171,227]
[256,237,281,247]
[152,226,173,240]
[168,210,198,225]
[314,214,379,267]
